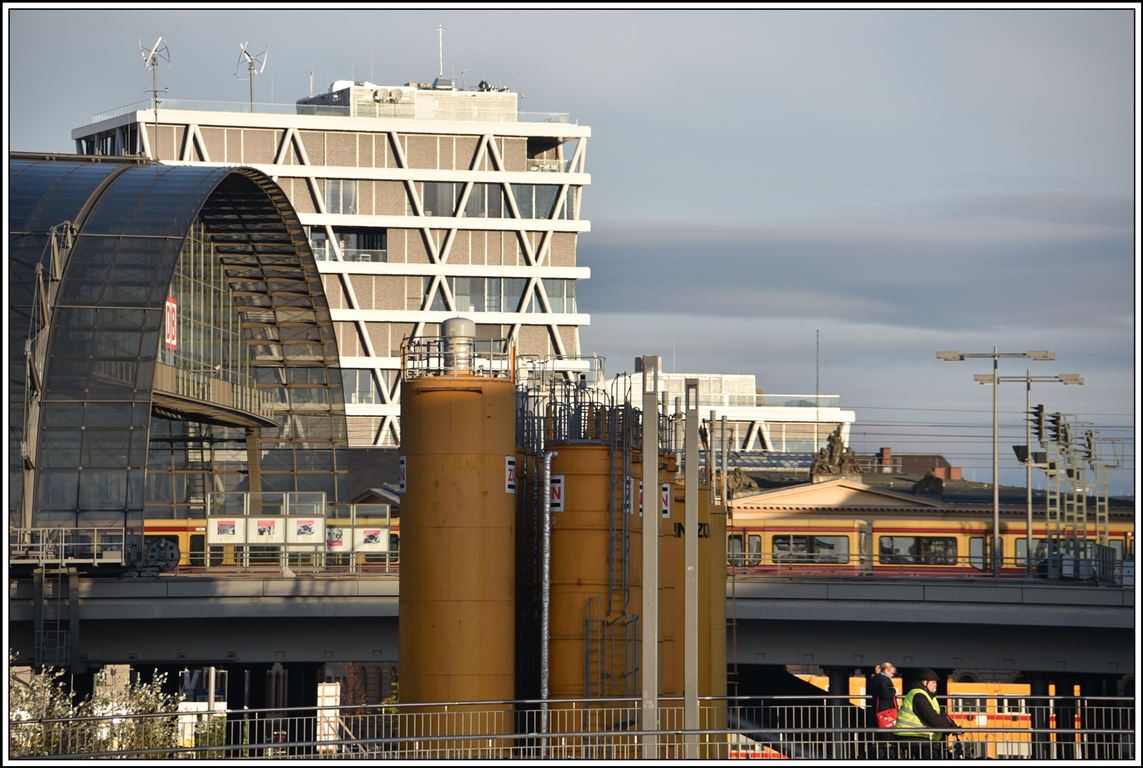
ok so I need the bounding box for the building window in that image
[326,179,358,214]
[343,370,380,405]
[451,277,484,312]
[422,182,458,217]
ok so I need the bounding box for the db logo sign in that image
[164,297,178,349]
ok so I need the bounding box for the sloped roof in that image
[729,477,946,512]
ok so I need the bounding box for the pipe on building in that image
[541,449,557,746]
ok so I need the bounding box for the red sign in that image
[164,297,178,349]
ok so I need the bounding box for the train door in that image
[968,536,988,572]
[858,521,872,574]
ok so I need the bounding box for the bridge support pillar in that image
[1028,673,1051,760]
[825,666,856,760]
[1050,674,1080,759]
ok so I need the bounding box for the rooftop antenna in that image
[235,41,268,112]
[437,24,445,78]
[140,36,170,159]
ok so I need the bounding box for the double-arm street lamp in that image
[973,371,1083,577]
[937,348,1055,576]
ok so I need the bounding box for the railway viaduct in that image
[8,572,1133,701]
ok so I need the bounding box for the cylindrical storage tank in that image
[399,360,516,754]
[548,441,643,745]
[662,478,729,757]
[655,460,681,704]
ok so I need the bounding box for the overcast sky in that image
[5,5,1139,494]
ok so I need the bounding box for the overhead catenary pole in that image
[639,355,660,759]
[684,380,700,756]
[938,348,1056,576]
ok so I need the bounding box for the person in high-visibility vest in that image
[894,668,962,759]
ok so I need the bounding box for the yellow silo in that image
[660,475,729,757]
[399,319,516,754]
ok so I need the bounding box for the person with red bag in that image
[866,661,899,759]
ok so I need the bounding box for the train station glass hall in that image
[9,153,349,568]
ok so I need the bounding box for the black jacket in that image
[867,673,898,728]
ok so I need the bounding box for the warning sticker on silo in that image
[505,456,517,493]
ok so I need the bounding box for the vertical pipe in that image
[721,416,728,505]
[993,347,1001,576]
[674,396,683,479]
[709,410,717,501]
[639,355,660,759]
[684,380,700,756]
[541,449,556,752]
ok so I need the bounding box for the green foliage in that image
[8,652,181,758]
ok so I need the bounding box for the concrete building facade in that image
[72,77,592,451]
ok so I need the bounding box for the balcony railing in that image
[9,694,1134,760]
[311,245,388,263]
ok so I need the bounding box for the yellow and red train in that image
[726,516,1132,578]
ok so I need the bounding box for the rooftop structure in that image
[616,371,857,455]
[72,76,591,455]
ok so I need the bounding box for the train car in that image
[728,519,868,576]
[728,515,1133,580]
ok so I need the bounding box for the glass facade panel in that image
[535,185,559,218]
[513,184,534,218]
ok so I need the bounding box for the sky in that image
[4,4,1139,495]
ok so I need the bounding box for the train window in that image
[1016,538,1047,566]
[969,537,985,571]
[389,533,400,563]
[997,697,1024,715]
[878,536,957,565]
[1108,540,1124,559]
[957,696,984,714]
[728,534,745,566]
[747,535,762,566]
[773,535,849,564]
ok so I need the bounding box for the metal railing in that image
[89,98,573,125]
[8,527,126,565]
[9,694,1134,760]
[727,550,1130,585]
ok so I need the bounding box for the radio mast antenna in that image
[235,42,269,112]
[140,36,170,158]
[437,24,445,78]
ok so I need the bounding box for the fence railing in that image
[9,694,1134,760]
[8,527,126,565]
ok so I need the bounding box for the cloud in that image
[580,190,1133,337]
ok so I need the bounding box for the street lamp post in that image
[973,370,1083,577]
[937,348,1055,576]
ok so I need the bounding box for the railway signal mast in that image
[1037,409,1113,579]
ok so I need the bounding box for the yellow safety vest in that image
[894,687,942,741]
